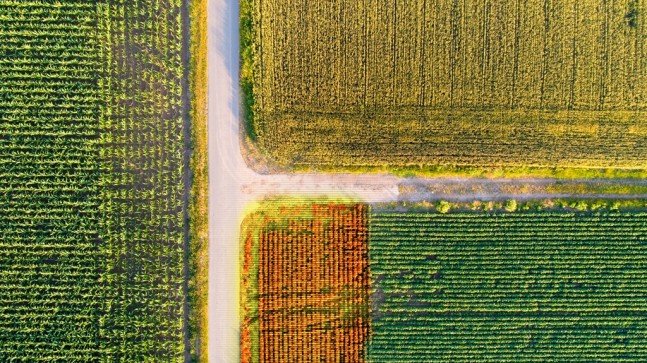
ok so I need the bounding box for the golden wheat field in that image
[247,0,647,170]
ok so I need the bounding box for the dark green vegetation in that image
[369,208,647,361]
[245,0,647,175]
[0,0,192,360]
[0,2,103,359]
[240,0,256,142]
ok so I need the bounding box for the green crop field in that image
[0,0,191,360]
[369,208,647,362]
[0,2,103,360]
[245,0,647,171]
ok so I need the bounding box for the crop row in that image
[0,1,102,360]
[97,0,187,360]
[257,0,646,112]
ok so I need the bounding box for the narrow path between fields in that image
[207,0,647,361]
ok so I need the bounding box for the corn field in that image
[0,1,103,359]
[250,0,647,169]
[0,0,189,360]
[97,0,187,360]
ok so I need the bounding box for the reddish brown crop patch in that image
[242,203,370,363]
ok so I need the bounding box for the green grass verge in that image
[189,0,208,360]
[241,0,257,142]
[378,199,647,215]
[240,213,261,363]
[545,183,647,195]
[293,164,647,180]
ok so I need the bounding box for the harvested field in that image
[247,0,647,170]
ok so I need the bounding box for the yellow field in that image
[249,0,647,170]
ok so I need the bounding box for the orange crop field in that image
[241,202,370,363]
